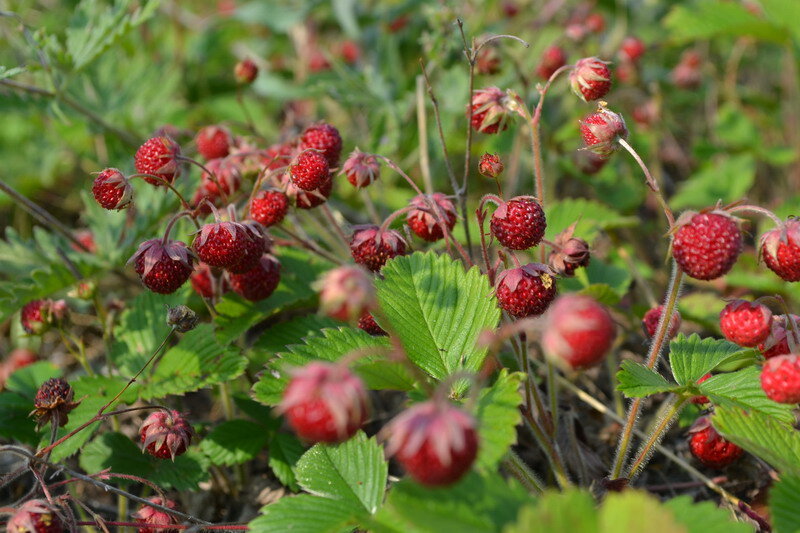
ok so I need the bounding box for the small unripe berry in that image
[342,149,380,188]
[478,153,504,179]
[133,497,180,533]
[139,409,193,460]
[235,58,258,84]
[579,107,628,157]
[570,57,612,102]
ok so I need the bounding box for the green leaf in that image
[664,496,754,533]
[200,420,270,466]
[252,315,340,363]
[0,66,25,81]
[295,432,387,515]
[668,334,755,386]
[5,361,61,397]
[599,491,685,533]
[616,361,678,398]
[475,370,523,469]
[713,406,800,475]
[664,1,789,43]
[699,366,795,424]
[268,432,305,491]
[561,259,632,304]
[0,392,38,445]
[770,475,800,533]
[503,490,597,533]
[249,494,356,533]
[375,252,500,380]
[670,155,756,210]
[544,199,636,243]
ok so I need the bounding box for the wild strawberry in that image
[262,142,296,171]
[407,193,458,242]
[92,168,133,210]
[195,125,232,160]
[31,378,80,429]
[129,239,194,294]
[619,36,646,63]
[688,416,743,469]
[250,190,289,227]
[340,40,361,64]
[579,106,628,157]
[235,58,258,84]
[476,44,501,75]
[6,499,64,533]
[575,150,609,175]
[280,362,369,444]
[478,153,504,179]
[193,220,250,269]
[642,305,681,339]
[691,373,712,404]
[133,497,180,533]
[490,196,546,250]
[140,409,193,460]
[316,265,376,322]
[585,13,605,33]
[759,219,800,282]
[342,149,380,188]
[719,300,772,347]
[308,49,331,72]
[290,150,330,191]
[495,263,557,318]
[541,294,616,369]
[190,263,228,299]
[299,123,342,167]
[470,87,520,134]
[358,312,387,336]
[349,226,407,272]
[383,400,478,487]
[671,211,743,280]
[761,354,800,404]
[288,173,334,210]
[759,315,797,359]
[134,137,181,185]
[229,254,281,301]
[547,223,590,277]
[20,299,66,335]
[536,45,567,80]
[72,229,97,253]
[228,222,269,274]
[672,50,702,89]
[570,57,612,102]
[199,158,241,198]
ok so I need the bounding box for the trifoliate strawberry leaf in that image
[699,366,795,424]
[375,251,500,381]
[770,475,800,533]
[663,496,753,533]
[268,431,305,491]
[249,494,356,533]
[200,419,271,466]
[503,490,598,533]
[617,361,679,398]
[475,370,523,470]
[668,334,757,386]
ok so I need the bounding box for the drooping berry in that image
[478,153,504,179]
[228,254,281,301]
[490,196,546,250]
[671,211,743,281]
[688,416,743,469]
[619,36,646,63]
[290,150,330,191]
[32,378,80,429]
[671,50,702,89]
[250,190,289,227]
[691,373,712,405]
[288,173,334,210]
[541,294,616,369]
[92,168,133,210]
[193,221,250,269]
[195,125,232,160]
[547,222,590,277]
[358,312,387,336]
[383,400,478,487]
[760,219,800,282]
[641,305,682,339]
[140,409,193,460]
[342,149,380,188]
[719,300,772,347]
[470,87,519,134]
[760,354,800,404]
[495,263,557,318]
[569,57,612,102]
[349,226,407,272]
[129,239,194,294]
[21,300,58,335]
[280,362,369,444]
[406,193,458,242]
[234,58,258,84]
[227,222,269,274]
[133,497,180,533]
[759,315,796,359]
[134,137,181,186]
[199,158,241,199]
[316,265,376,322]
[579,106,628,157]
[299,123,343,167]
[536,45,567,80]
[6,499,64,533]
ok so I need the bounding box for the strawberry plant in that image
[1,1,800,532]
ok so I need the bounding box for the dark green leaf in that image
[617,361,678,398]
[770,475,800,533]
[249,494,355,533]
[669,334,755,386]
[475,370,523,469]
[268,432,305,491]
[200,419,270,466]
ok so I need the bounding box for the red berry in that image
[134,137,181,186]
[21,300,48,335]
[476,45,501,75]
[235,58,258,84]
[384,401,478,487]
[585,13,605,33]
[229,254,281,301]
[406,193,457,242]
[569,57,612,102]
[761,354,800,404]
[579,107,628,157]
[349,226,407,272]
[688,417,743,469]
[6,499,64,533]
[672,211,743,280]
[342,149,380,188]
[250,190,289,227]
[619,36,646,63]
[0,348,37,388]
[199,158,241,198]
[760,219,800,282]
[72,229,97,254]
[642,305,682,339]
[133,497,180,533]
[719,300,772,347]
[92,168,133,210]
[470,87,517,134]
[32,378,80,428]
[262,142,296,171]
[280,362,369,444]
[536,45,567,80]
[193,221,249,269]
[290,150,330,191]
[195,125,232,160]
[140,409,193,460]
[547,222,590,277]
[542,294,616,369]
[227,222,269,274]
[490,196,546,250]
[672,50,702,89]
[190,262,229,299]
[478,153,504,179]
[691,373,712,405]
[299,123,342,167]
[495,263,557,318]
[288,173,334,210]
[340,40,361,64]
[759,315,797,359]
[358,312,387,336]
[130,239,194,294]
[308,49,331,72]
[317,265,376,322]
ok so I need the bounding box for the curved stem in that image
[175,155,229,205]
[161,210,195,245]
[617,138,675,229]
[727,204,783,226]
[274,225,343,265]
[457,19,476,257]
[378,205,417,234]
[502,450,545,494]
[128,173,196,218]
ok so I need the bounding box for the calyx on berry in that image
[133,497,181,533]
[349,225,407,272]
[759,218,800,282]
[478,153,504,179]
[579,105,628,157]
[547,222,590,277]
[569,57,612,102]
[342,149,381,188]
[129,238,195,295]
[139,409,193,460]
[92,168,133,210]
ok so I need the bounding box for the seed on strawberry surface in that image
[316,265,376,322]
[290,150,330,191]
[228,254,281,301]
[478,153,504,179]
[195,125,232,160]
[250,190,289,227]
[134,136,181,185]
[470,86,519,134]
[6,499,64,533]
[760,354,800,404]
[342,149,381,188]
[490,196,546,250]
[133,497,180,533]
[688,416,743,469]
[541,294,616,369]
[32,378,80,429]
[641,305,681,339]
[760,218,800,282]
[193,220,250,269]
[536,45,567,80]
[406,193,458,242]
[719,300,772,347]
[92,168,133,210]
[349,225,407,272]
[140,409,193,460]
[130,239,194,294]
[495,263,557,318]
[671,211,743,280]
[569,57,612,101]
[227,222,269,274]
[299,122,343,167]
[358,312,387,336]
[579,106,628,157]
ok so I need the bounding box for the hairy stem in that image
[627,396,688,480]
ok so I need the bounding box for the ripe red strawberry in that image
[129,239,194,294]
[195,125,232,160]
[299,123,343,167]
[642,305,682,339]
[688,416,743,469]
[199,158,241,199]
[478,153,504,179]
[761,354,800,404]
[342,149,380,188]
[262,142,296,171]
[350,225,407,272]
[691,373,712,405]
[229,254,281,301]
[383,400,478,487]
[32,378,80,428]
[235,58,258,84]
[6,499,64,533]
[759,315,796,359]
[340,40,361,64]
[92,168,133,210]
[140,409,193,460]
[541,294,616,369]
[227,222,269,274]
[579,107,628,157]
[250,190,289,227]
[490,196,546,250]
[536,45,567,80]
[133,497,180,533]
[358,312,387,336]
[190,263,229,299]
[547,223,590,277]
[193,221,250,269]
[407,193,458,242]
[719,300,772,347]
[290,150,330,191]
[288,173,334,209]
[619,36,646,63]
[569,57,612,102]
[280,362,369,443]
[316,265,376,322]
[134,137,181,185]
[470,86,519,134]
[672,211,743,280]
[760,219,800,282]
[495,263,557,318]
